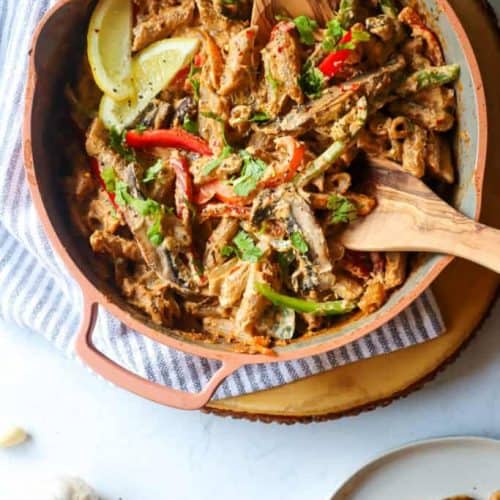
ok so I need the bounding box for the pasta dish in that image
[64,0,459,353]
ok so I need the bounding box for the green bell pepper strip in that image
[293,96,368,188]
[396,64,460,97]
[293,140,346,188]
[255,282,356,316]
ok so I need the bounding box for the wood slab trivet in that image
[204,0,500,423]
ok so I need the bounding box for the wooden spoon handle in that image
[420,213,500,274]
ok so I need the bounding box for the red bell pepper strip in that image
[318,31,353,78]
[171,157,193,222]
[194,179,248,206]
[89,158,119,210]
[262,142,306,189]
[126,129,212,156]
[193,53,204,67]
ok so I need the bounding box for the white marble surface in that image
[0,296,498,500]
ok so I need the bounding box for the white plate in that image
[332,437,500,500]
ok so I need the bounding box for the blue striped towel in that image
[0,0,445,401]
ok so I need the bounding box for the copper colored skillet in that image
[23,0,488,409]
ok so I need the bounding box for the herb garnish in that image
[221,245,236,258]
[202,145,233,176]
[147,217,164,246]
[292,15,318,45]
[299,61,325,98]
[232,150,267,196]
[290,231,309,254]
[233,231,264,263]
[109,127,136,162]
[327,194,358,224]
[182,115,199,134]
[142,160,164,183]
[101,166,117,192]
[221,231,264,262]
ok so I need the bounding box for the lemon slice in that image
[99,37,200,131]
[87,0,134,100]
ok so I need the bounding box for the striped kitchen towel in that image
[0,0,445,401]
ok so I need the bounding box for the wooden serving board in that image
[204,0,500,423]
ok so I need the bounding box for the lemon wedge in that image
[87,0,134,100]
[100,38,200,131]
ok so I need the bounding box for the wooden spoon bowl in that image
[341,157,500,274]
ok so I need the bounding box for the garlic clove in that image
[30,476,100,500]
[0,425,28,448]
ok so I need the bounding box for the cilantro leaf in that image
[324,18,346,51]
[182,115,199,134]
[202,145,233,176]
[143,160,164,183]
[233,231,264,263]
[292,15,318,45]
[109,127,136,162]
[221,245,236,258]
[232,150,267,196]
[299,61,325,98]
[114,180,133,207]
[129,197,162,217]
[290,231,309,254]
[101,166,117,192]
[147,216,164,246]
[327,194,358,224]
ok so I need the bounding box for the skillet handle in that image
[75,298,242,410]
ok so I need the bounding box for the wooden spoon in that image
[340,157,500,273]
[251,0,335,42]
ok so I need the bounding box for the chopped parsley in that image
[232,150,267,196]
[327,194,358,224]
[249,111,271,123]
[182,115,199,134]
[188,62,201,100]
[202,144,233,176]
[290,231,309,254]
[292,15,318,45]
[233,231,264,263]
[142,160,164,183]
[109,127,136,162]
[299,61,325,98]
